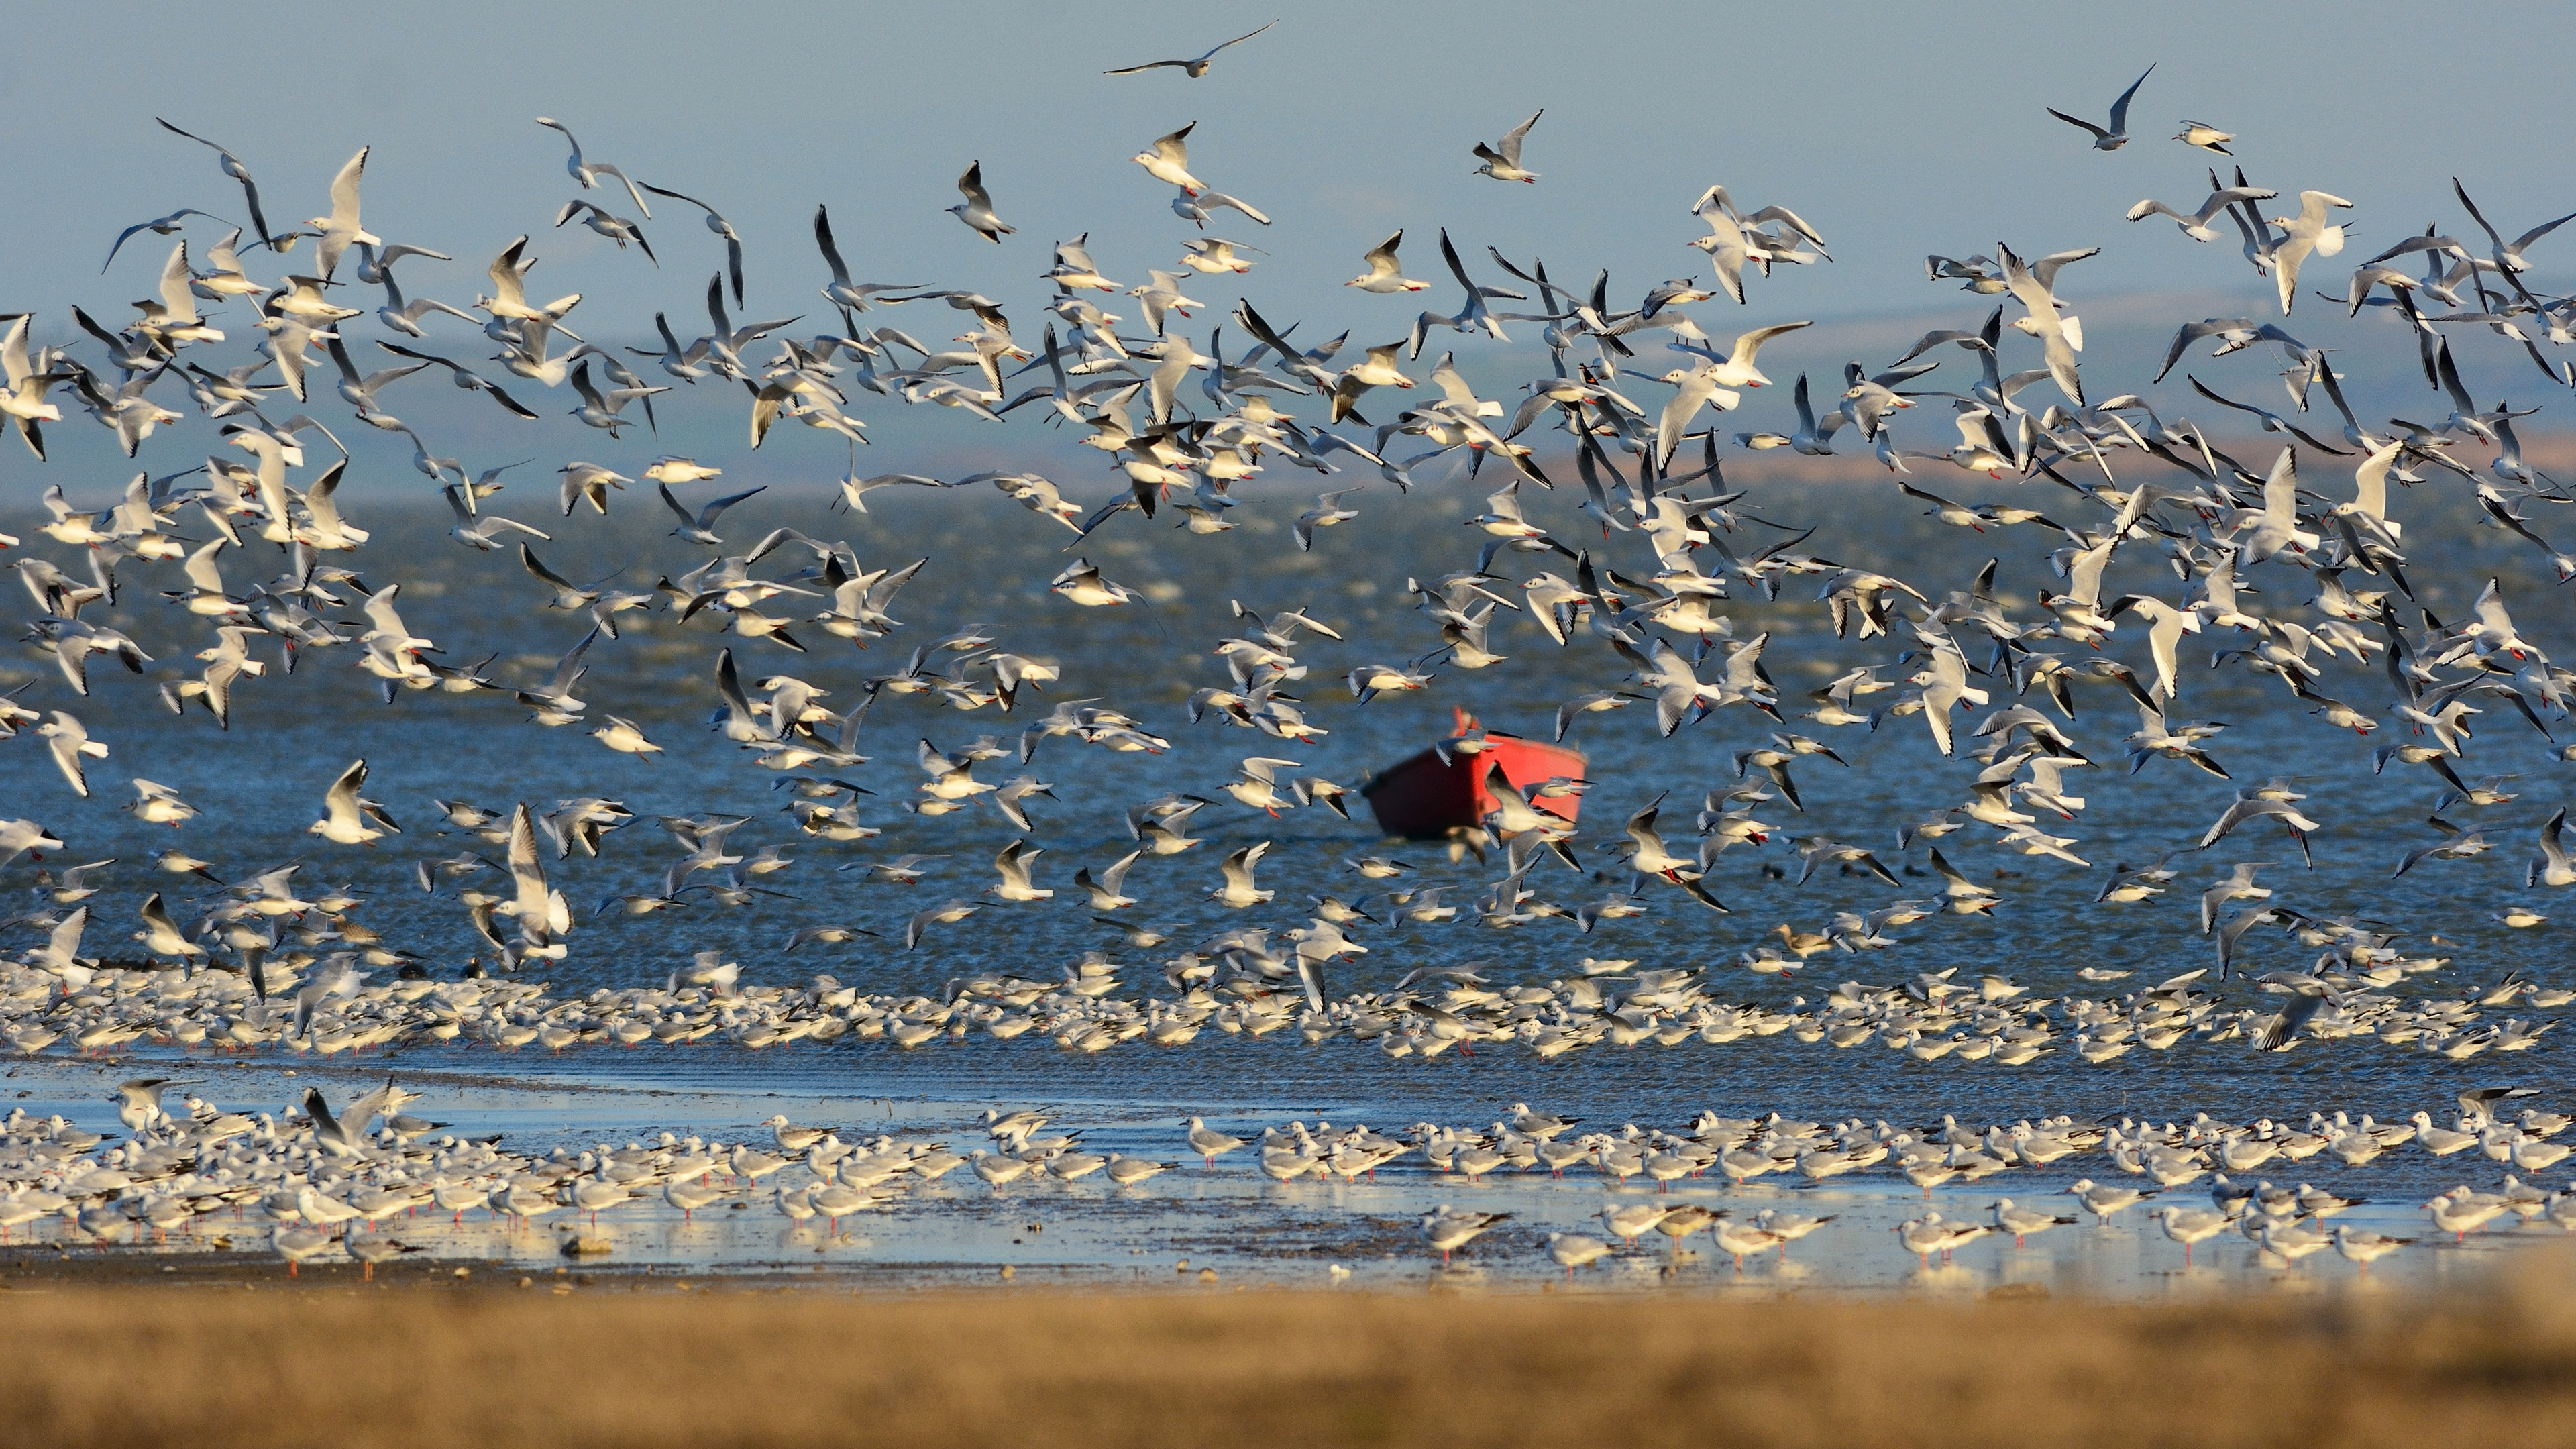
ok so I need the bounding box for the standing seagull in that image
[1472,111,1544,183]
[1420,1205,1509,1264]
[947,162,1014,242]
[533,118,654,217]
[1102,20,1276,77]
[2047,64,2153,150]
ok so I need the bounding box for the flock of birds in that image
[0,945,2560,1069]
[3,1078,2571,1282]
[3,25,2576,1286]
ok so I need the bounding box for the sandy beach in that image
[5,1256,2574,1447]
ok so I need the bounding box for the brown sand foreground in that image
[6,1265,2576,1448]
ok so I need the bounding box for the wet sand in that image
[5,1255,2575,1448]
[9,1052,2561,1297]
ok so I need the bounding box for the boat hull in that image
[1360,717,1585,839]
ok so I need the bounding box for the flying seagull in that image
[2047,64,2153,150]
[1103,21,1276,77]
[947,162,1014,243]
[156,120,282,250]
[1472,111,1544,184]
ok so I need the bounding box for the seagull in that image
[947,162,1014,243]
[1073,849,1142,911]
[0,819,64,868]
[554,199,657,265]
[1173,189,1271,229]
[1131,123,1203,195]
[2265,191,2354,315]
[2046,64,2153,150]
[1102,20,1276,77]
[1295,488,1365,551]
[272,1224,332,1277]
[1049,558,1140,606]
[446,484,551,551]
[111,1077,179,1135]
[2332,1227,2410,1271]
[38,712,109,797]
[1347,232,1428,293]
[661,483,765,544]
[904,900,979,950]
[1184,1116,1245,1166]
[2186,376,2347,454]
[1210,841,1274,908]
[2147,1205,2231,1264]
[300,1084,378,1157]
[309,758,400,846]
[2529,808,2576,888]
[1997,242,2084,405]
[2127,184,2277,243]
[811,205,915,319]
[639,183,745,305]
[306,146,377,281]
[534,117,653,217]
[101,209,225,274]
[1419,1205,1509,1263]
[374,342,539,419]
[1545,1232,1611,1279]
[2255,981,2340,1051]
[325,337,429,425]
[157,119,282,249]
[1471,110,1543,184]
[590,716,663,760]
[1650,366,1739,471]
[2199,862,2273,934]
[2197,793,2319,851]
[987,839,1054,903]
[2174,121,2235,154]
[347,1235,423,1281]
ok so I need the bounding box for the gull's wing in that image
[324,758,368,826]
[2106,63,2154,136]
[326,147,369,228]
[1197,19,1276,60]
[2045,107,2110,142]
[1495,109,1542,166]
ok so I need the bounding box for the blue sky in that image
[6,1,2572,484]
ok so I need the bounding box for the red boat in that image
[1360,708,1587,839]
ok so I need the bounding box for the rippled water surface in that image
[3,473,2571,1292]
